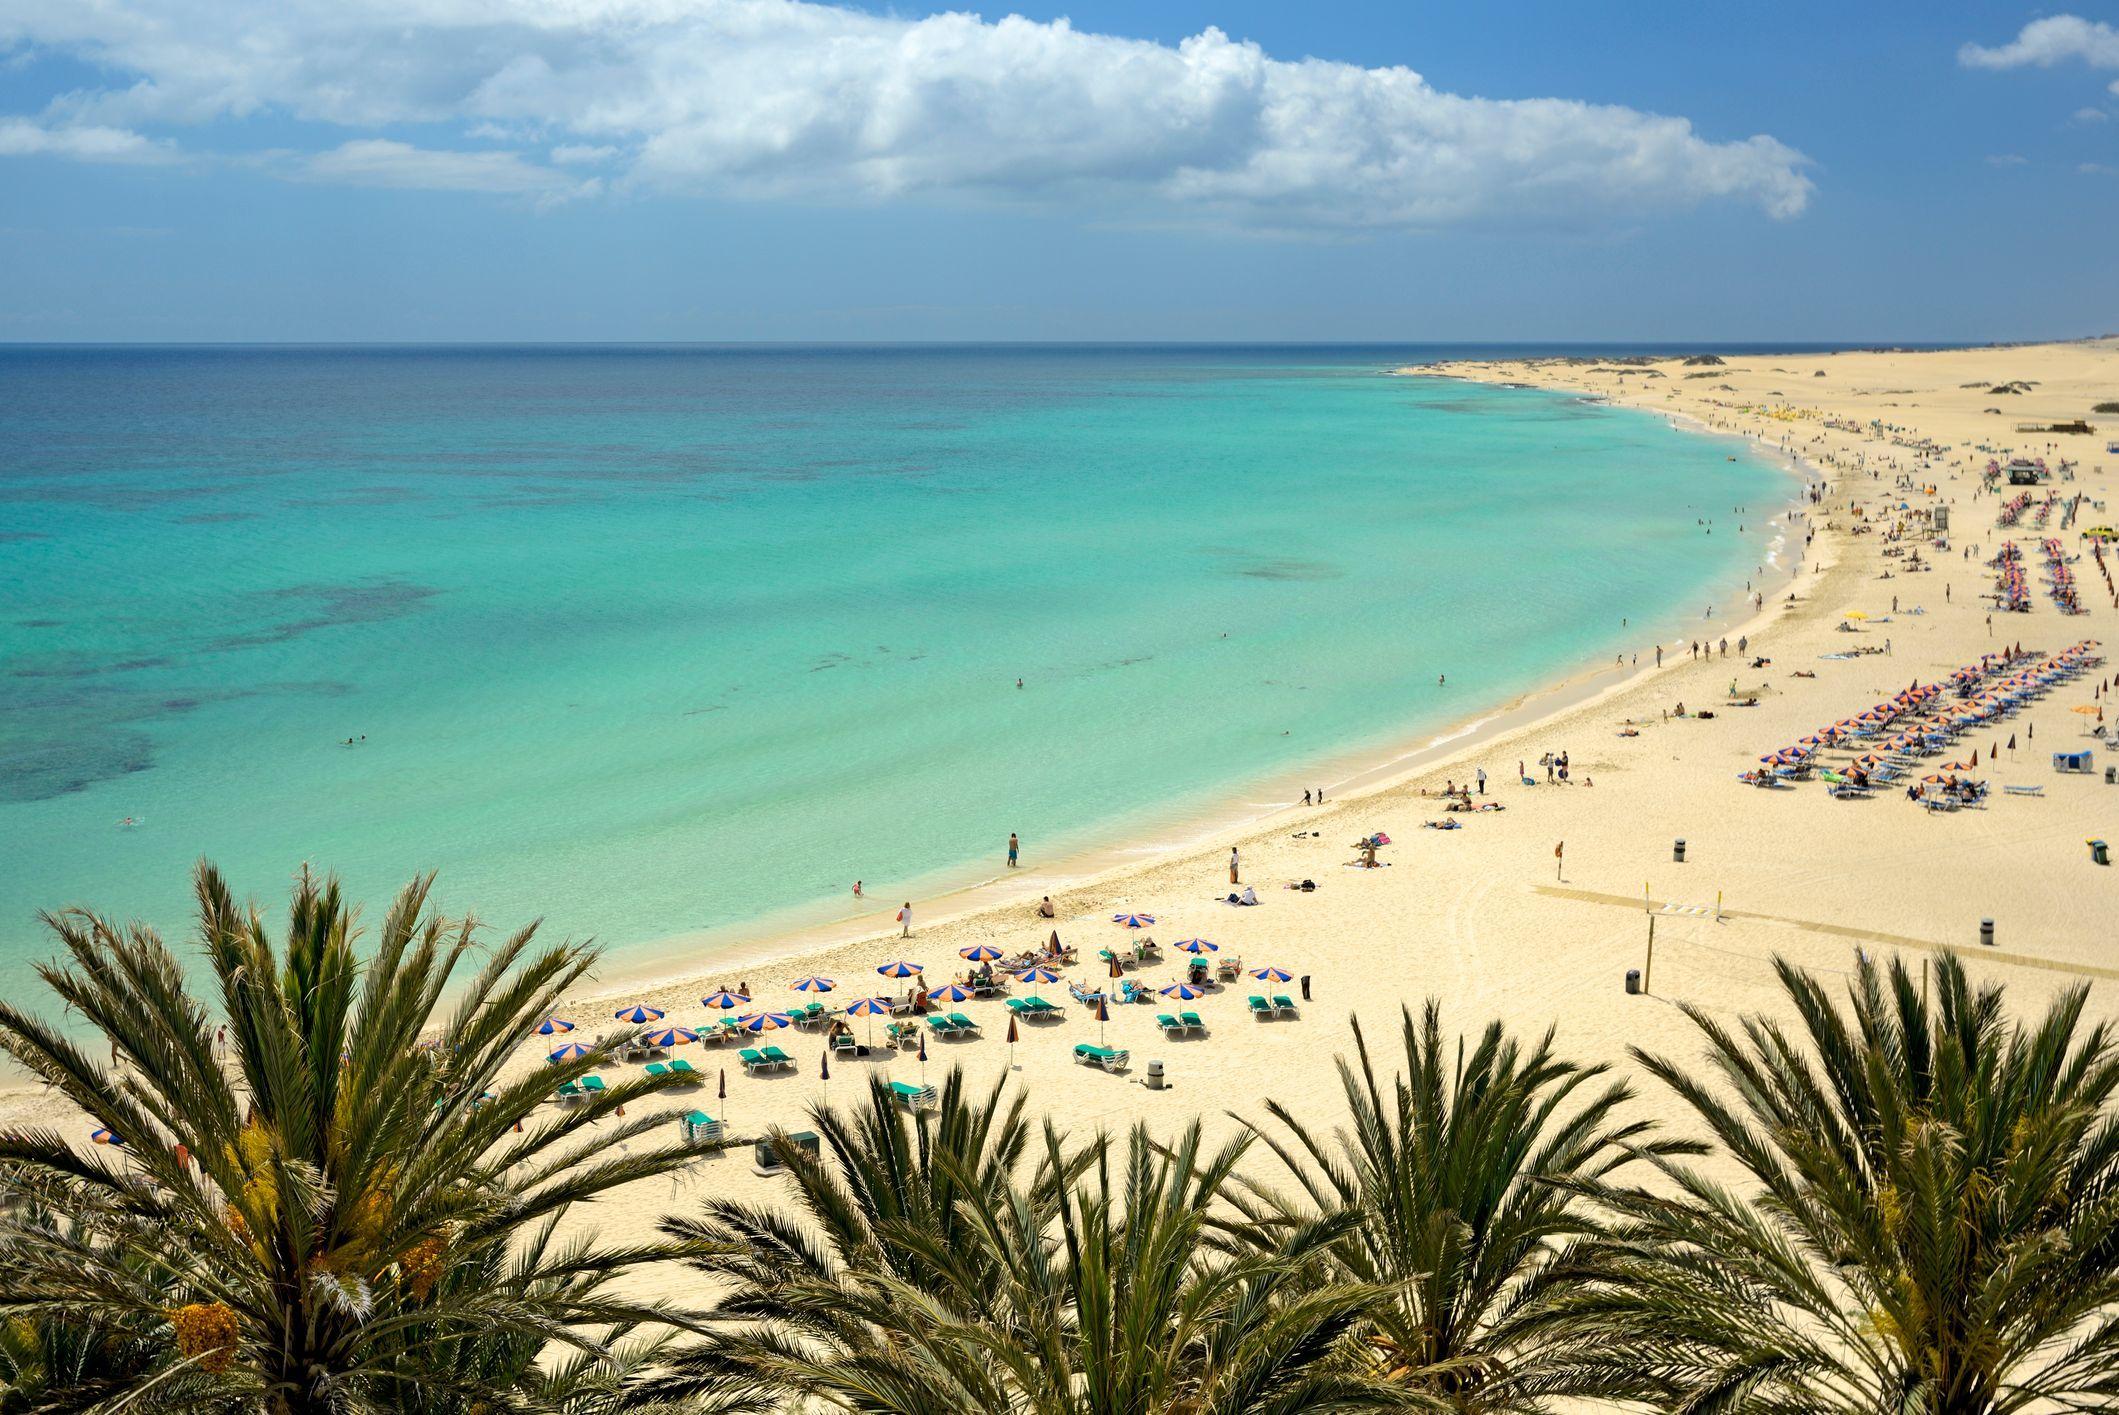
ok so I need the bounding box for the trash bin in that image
[1145,1059,1165,1090]
[2093,840,2111,867]
[1624,969,1641,995]
[1673,838,1687,863]
[1980,917,1995,948]
[2106,766,2115,785]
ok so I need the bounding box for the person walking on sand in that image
[1229,847,1241,885]
[897,902,912,937]
[1476,766,1486,795]
[1007,833,1019,868]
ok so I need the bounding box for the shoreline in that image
[522,392,1821,1011]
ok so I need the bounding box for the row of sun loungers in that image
[1248,995,1300,1019]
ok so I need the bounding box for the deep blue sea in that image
[0,344,1801,990]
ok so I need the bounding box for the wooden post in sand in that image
[1643,913,1656,996]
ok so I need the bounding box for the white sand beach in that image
[10,338,2119,1302]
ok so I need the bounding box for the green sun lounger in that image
[644,1061,670,1078]
[830,1032,859,1053]
[1073,1043,1129,1072]
[681,1109,724,1144]
[1248,995,1275,1018]
[1157,1013,1187,1035]
[553,1080,583,1101]
[1181,1011,1205,1032]
[668,1057,698,1077]
[762,1045,796,1069]
[926,1014,959,1035]
[1273,995,1299,1017]
[579,1075,606,1093]
[890,1081,937,1110]
[947,1011,981,1034]
[739,1048,772,1075]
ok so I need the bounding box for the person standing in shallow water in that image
[1006,833,1019,868]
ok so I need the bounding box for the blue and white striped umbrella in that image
[548,1042,596,1062]
[1250,966,1294,982]
[928,983,975,1003]
[1175,939,1219,954]
[736,1011,794,1032]
[1016,966,1061,984]
[843,997,893,1016]
[789,976,836,992]
[960,945,1004,961]
[614,1004,665,1024]
[876,960,924,979]
[1112,913,1156,928]
[701,989,749,1009]
[643,1027,698,1047]
[90,1127,124,1146]
[1159,982,1205,1000]
[537,1017,576,1035]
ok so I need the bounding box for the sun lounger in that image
[2004,783,2045,796]
[947,1011,981,1035]
[680,1109,724,1145]
[740,1047,795,1075]
[553,1080,583,1102]
[1157,1013,1189,1036]
[669,1057,698,1078]
[762,1045,796,1069]
[644,1061,670,1078]
[1181,1010,1205,1032]
[889,1081,937,1110]
[830,1032,859,1053]
[1073,1043,1129,1072]
[792,1002,829,1027]
[1273,995,1299,1017]
[1248,995,1276,1019]
[579,1075,607,1094]
[926,1014,962,1036]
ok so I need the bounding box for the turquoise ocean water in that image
[0,345,1793,992]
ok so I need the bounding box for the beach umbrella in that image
[701,989,749,1009]
[1097,995,1110,1045]
[1160,982,1204,999]
[2073,704,2101,715]
[1109,955,1124,980]
[1251,966,1294,982]
[789,976,836,992]
[735,1011,793,1032]
[547,1042,595,1063]
[1112,913,1156,928]
[819,1047,830,1083]
[536,1017,575,1035]
[1016,966,1060,984]
[960,944,1004,961]
[613,1004,665,1024]
[1007,1013,1019,1068]
[89,1127,123,1147]
[642,1027,697,1048]
[1175,938,1218,954]
[876,960,923,979]
[844,995,891,1045]
[1846,611,1868,620]
[929,982,975,1003]
[718,1068,726,1101]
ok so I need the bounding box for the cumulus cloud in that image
[2075,106,2111,123]
[1985,152,2030,167]
[0,118,174,162]
[1960,15,2119,71]
[0,0,1814,229]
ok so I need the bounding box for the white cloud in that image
[302,139,596,203]
[2081,161,2117,176]
[550,143,619,166]
[1985,152,2029,167]
[1961,16,2119,72]
[0,118,173,162]
[0,0,1814,230]
[2074,106,2111,123]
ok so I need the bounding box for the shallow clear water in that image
[0,345,1791,987]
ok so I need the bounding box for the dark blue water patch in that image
[0,678,353,802]
[0,530,48,541]
[204,580,441,653]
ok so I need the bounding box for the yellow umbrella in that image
[2073,704,2101,715]
[1844,611,1868,621]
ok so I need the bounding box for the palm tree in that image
[1233,1003,1688,1410]
[662,1073,1417,1412]
[1538,951,2119,1412]
[0,862,705,1413]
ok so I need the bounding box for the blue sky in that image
[1,2,2115,341]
